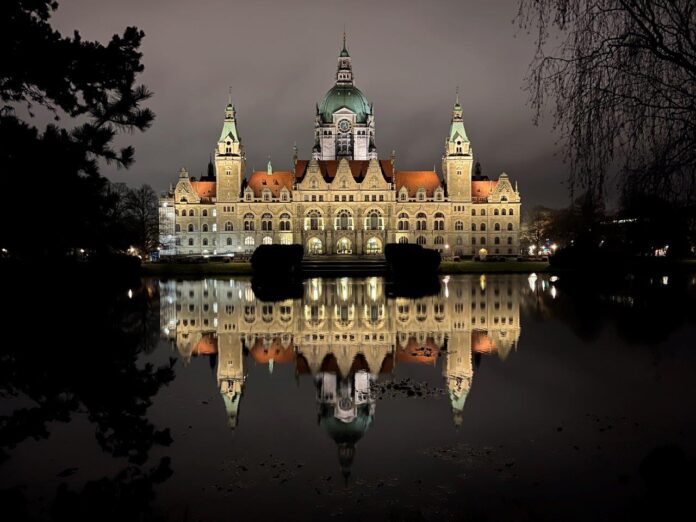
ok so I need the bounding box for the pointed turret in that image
[336,31,353,85]
[267,157,273,176]
[447,89,470,154]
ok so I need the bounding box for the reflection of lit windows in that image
[244,305,256,323]
[262,305,273,322]
[416,303,427,322]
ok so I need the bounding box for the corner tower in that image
[215,99,244,202]
[315,33,375,160]
[442,94,473,202]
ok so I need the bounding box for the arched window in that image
[244,213,255,231]
[494,209,499,216]
[471,208,476,216]
[434,212,445,231]
[202,224,209,232]
[305,210,323,231]
[279,213,291,231]
[187,224,194,232]
[175,224,181,232]
[365,209,382,230]
[203,238,209,246]
[507,237,513,244]
[494,223,501,231]
[481,237,486,245]
[481,209,486,216]
[471,237,476,245]
[501,209,507,216]
[434,236,444,245]
[501,196,508,202]
[335,210,353,230]
[398,237,409,244]
[262,236,272,245]
[398,212,409,231]
[225,221,233,231]
[455,221,463,231]
[226,237,233,246]
[188,238,194,246]
[509,208,514,216]
[480,223,487,231]
[507,223,513,231]
[244,236,255,246]
[416,212,427,231]
[189,209,196,217]
[202,209,208,217]
[471,223,477,231]
[416,236,427,245]
[261,213,273,231]
[494,237,500,245]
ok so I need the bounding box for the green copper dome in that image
[319,84,372,124]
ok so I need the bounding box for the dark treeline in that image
[0,0,155,260]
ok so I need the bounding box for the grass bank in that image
[141,262,252,277]
[440,260,550,274]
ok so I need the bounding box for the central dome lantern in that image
[312,33,377,161]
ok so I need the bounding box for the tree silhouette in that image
[0,0,153,258]
[517,1,696,212]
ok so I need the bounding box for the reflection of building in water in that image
[160,275,521,462]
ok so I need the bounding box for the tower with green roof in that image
[442,92,473,202]
[215,97,245,203]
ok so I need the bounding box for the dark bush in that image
[384,243,441,278]
[251,244,304,278]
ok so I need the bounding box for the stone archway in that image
[307,237,323,255]
[336,237,352,255]
[366,237,382,255]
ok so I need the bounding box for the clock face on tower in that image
[337,119,352,133]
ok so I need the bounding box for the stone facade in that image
[161,42,522,258]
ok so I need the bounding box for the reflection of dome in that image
[192,334,218,356]
[249,337,295,364]
[319,85,371,124]
[320,406,373,482]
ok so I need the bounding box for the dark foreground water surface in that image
[2,273,696,521]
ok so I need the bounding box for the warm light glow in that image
[127,289,133,299]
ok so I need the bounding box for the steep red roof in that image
[471,180,498,200]
[192,334,218,356]
[191,181,216,201]
[249,337,295,364]
[294,159,394,183]
[246,171,294,197]
[394,171,442,197]
[472,330,496,354]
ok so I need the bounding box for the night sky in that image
[51,0,568,209]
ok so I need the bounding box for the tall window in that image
[507,223,514,231]
[434,236,444,245]
[262,236,272,245]
[455,221,463,231]
[398,212,409,231]
[187,224,194,232]
[416,236,426,245]
[471,223,477,231]
[416,213,427,231]
[335,210,353,230]
[244,236,255,246]
[225,221,233,231]
[279,213,291,231]
[261,213,273,231]
[494,223,501,231]
[243,213,255,231]
[202,209,208,217]
[365,210,382,230]
[480,223,486,231]
[202,224,208,232]
[434,212,445,230]
[305,210,323,231]
[398,237,409,244]
[226,237,233,246]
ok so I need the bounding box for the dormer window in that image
[434,188,444,201]
[244,188,253,202]
[416,188,426,201]
[262,189,271,202]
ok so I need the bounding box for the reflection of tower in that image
[443,333,473,427]
[217,333,245,429]
[316,370,375,481]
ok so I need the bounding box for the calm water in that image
[2,273,696,521]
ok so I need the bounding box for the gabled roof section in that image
[190,181,217,202]
[294,160,394,183]
[246,170,294,197]
[394,170,442,197]
[471,180,498,200]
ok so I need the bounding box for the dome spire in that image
[336,30,353,84]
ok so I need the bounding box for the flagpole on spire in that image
[227,86,232,105]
